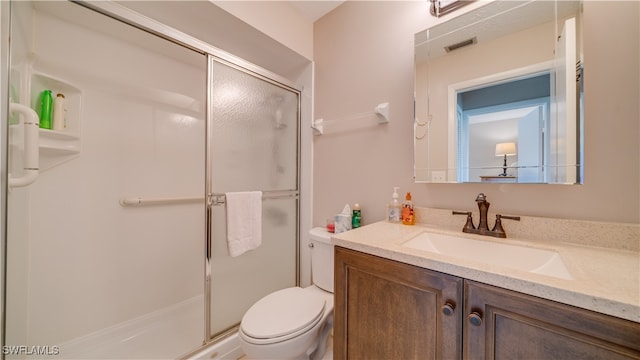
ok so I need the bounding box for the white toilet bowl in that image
[239,286,333,360]
[239,227,335,360]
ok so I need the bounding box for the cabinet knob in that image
[441,302,456,316]
[468,312,483,326]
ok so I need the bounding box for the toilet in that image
[239,227,334,360]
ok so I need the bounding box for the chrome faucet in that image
[452,193,520,238]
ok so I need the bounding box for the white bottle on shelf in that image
[52,93,66,131]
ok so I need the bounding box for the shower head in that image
[274,109,286,129]
[265,94,285,106]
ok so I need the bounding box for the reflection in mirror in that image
[414,0,583,184]
[456,68,552,183]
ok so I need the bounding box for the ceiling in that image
[286,1,345,22]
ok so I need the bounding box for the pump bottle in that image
[387,187,401,223]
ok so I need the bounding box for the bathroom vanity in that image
[332,220,640,359]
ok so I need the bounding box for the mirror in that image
[414,0,583,184]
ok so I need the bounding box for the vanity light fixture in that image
[430,0,475,18]
[495,142,516,176]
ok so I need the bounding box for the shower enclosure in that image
[1,1,300,358]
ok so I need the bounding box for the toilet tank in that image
[309,227,334,293]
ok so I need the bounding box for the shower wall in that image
[7,2,206,349]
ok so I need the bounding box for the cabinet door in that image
[464,280,640,359]
[334,247,463,360]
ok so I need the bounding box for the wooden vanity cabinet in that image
[335,246,640,360]
[334,246,463,360]
[465,280,640,360]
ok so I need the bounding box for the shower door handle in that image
[205,192,214,260]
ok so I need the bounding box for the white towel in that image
[225,191,262,257]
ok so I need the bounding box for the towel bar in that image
[211,191,299,206]
[119,191,299,207]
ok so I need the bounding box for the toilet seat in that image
[240,287,326,345]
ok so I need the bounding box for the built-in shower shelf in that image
[40,128,80,141]
[30,71,83,171]
[39,129,80,171]
[40,144,79,155]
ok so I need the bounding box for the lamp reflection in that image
[495,142,517,176]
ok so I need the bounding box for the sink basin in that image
[403,232,573,280]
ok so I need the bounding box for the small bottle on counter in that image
[326,218,335,233]
[401,192,416,225]
[352,203,362,228]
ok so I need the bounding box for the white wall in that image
[211,0,314,61]
[313,1,639,225]
[115,1,313,80]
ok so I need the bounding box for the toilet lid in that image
[241,287,326,340]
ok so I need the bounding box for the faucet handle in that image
[500,215,521,221]
[491,214,520,238]
[453,211,475,233]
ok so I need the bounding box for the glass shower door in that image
[4,2,207,358]
[207,56,300,337]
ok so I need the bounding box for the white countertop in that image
[331,221,640,323]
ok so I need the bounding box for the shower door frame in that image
[204,54,302,341]
[0,0,303,352]
[1,0,11,351]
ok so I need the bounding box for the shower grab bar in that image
[119,190,298,207]
[8,103,40,188]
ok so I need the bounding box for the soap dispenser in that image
[387,187,401,223]
[401,192,416,225]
